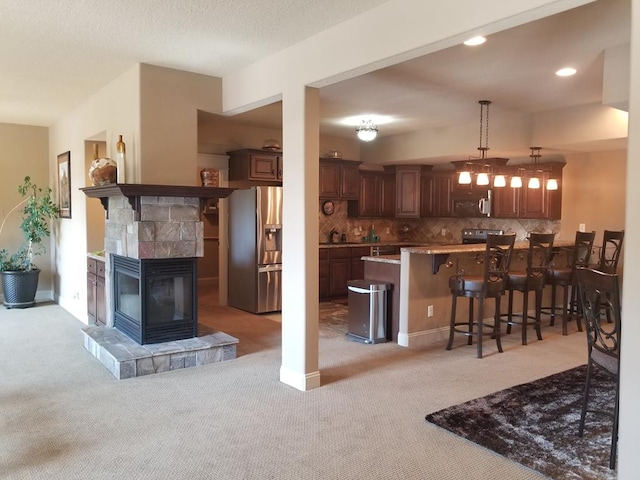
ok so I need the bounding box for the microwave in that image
[452,191,491,217]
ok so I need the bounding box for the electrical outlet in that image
[73,292,79,300]
[427,305,434,317]
[579,223,586,232]
[441,228,447,236]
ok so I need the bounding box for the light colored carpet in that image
[0,298,588,480]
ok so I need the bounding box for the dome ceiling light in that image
[355,119,378,142]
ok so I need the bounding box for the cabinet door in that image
[249,154,278,180]
[276,156,283,181]
[358,172,380,217]
[329,258,351,296]
[87,272,97,323]
[340,164,360,199]
[96,275,106,326]
[420,174,435,217]
[492,184,520,218]
[520,173,548,218]
[395,167,421,218]
[380,173,396,217]
[319,162,340,198]
[433,174,453,216]
[319,250,330,299]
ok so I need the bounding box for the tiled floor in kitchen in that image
[197,279,349,357]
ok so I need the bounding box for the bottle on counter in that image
[369,224,377,242]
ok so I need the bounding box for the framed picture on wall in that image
[57,151,71,219]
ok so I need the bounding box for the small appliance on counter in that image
[461,228,505,244]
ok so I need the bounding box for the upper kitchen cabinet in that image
[348,170,395,217]
[319,159,361,199]
[421,172,453,217]
[228,149,283,184]
[393,165,432,218]
[492,163,564,219]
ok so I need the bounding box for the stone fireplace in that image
[81,184,238,378]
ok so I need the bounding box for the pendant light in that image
[528,147,542,189]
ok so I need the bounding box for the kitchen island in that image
[362,240,573,347]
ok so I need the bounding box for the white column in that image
[279,85,321,391]
[618,1,640,477]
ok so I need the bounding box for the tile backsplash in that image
[318,200,560,244]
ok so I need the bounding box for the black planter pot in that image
[0,269,40,308]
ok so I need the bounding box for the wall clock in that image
[322,200,335,215]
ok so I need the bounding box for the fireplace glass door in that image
[113,255,197,344]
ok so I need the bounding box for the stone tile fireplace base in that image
[82,326,238,379]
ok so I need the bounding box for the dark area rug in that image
[425,365,616,480]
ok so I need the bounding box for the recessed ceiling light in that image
[464,36,486,46]
[556,67,577,77]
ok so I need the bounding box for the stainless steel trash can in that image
[347,279,390,344]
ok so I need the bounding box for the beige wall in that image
[0,122,52,298]
[560,149,626,240]
[140,65,222,185]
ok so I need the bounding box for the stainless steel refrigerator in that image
[228,186,283,313]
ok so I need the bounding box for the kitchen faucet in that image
[328,229,339,244]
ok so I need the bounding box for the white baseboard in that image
[397,326,450,348]
[280,365,321,391]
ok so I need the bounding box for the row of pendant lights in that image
[458,101,559,190]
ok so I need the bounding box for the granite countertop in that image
[319,241,420,249]
[402,240,574,255]
[361,255,401,265]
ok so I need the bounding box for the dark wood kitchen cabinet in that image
[348,170,395,217]
[319,246,371,299]
[421,172,453,217]
[394,165,432,218]
[87,256,106,326]
[492,163,563,219]
[319,159,361,199]
[228,149,283,183]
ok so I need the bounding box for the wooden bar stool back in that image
[576,267,621,470]
[597,230,624,274]
[546,230,595,335]
[502,232,556,345]
[447,233,516,358]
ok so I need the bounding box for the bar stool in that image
[447,233,516,358]
[502,232,555,345]
[546,230,595,335]
[594,230,624,273]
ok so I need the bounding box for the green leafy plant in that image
[0,176,59,271]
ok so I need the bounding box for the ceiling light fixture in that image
[463,36,487,46]
[355,119,378,142]
[458,100,500,186]
[555,67,577,77]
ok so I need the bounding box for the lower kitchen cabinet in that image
[319,246,371,300]
[87,256,106,326]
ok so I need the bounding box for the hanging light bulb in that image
[476,172,490,186]
[511,169,523,188]
[528,176,541,189]
[458,171,472,185]
[493,174,506,188]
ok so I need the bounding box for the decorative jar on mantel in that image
[88,143,117,186]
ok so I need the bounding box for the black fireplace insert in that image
[112,255,197,344]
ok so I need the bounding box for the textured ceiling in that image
[0,0,631,158]
[0,0,388,126]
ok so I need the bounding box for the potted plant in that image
[0,176,59,308]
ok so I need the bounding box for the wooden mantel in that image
[81,183,236,220]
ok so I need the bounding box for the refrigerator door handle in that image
[258,264,283,273]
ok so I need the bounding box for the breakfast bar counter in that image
[362,240,573,347]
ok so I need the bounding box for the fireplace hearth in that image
[113,254,197,344]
